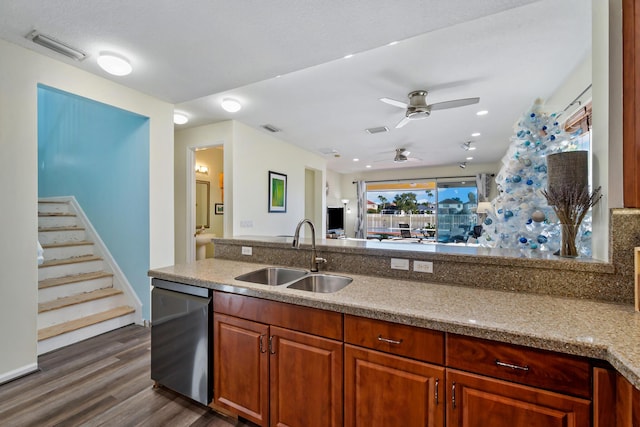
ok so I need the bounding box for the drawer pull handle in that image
[269,336,276,355]
[377,335,403,345]
[495,359,529,372]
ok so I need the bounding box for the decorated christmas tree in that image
[477,99,593,255]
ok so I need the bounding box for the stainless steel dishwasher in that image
[151,278,212,405]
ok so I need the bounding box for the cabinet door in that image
[344,344,445,427]
[446,369,591,427]
[214,313,269,427]
[270,326,343,427]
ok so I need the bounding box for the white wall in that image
[175,121,231,263]
[0,39,174,383]
[231,121,327,238]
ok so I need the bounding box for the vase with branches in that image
[541,185,602,257]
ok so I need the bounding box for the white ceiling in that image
[0,0,591,174]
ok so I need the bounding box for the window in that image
[364,179,478,242]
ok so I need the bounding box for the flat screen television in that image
[327,207,344,231]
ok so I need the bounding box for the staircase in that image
[37,199,139,355]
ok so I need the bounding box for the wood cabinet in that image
[344,315,445,427]
[446,369,591,427]
[593,367,640,426]
[345,344,444,427]
[446,334,592,427]
[213,292,343,427]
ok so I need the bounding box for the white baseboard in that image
[0,363,38,385]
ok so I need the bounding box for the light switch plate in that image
[390,258,409,270]
[241,246,252,256]
[414,261,433,273]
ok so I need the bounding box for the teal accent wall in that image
[38,84,151,319]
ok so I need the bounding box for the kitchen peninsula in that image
[150,224,640,426]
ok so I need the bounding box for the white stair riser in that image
[39,276,113,303]
[37,203,70,214]
[38,215,79,228]
[43,244,94,261]
[38,260,104,281]
[38,312,136,355]
[38,293,127,329]
[38,229,86,245]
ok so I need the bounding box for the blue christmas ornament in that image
[536,235,548,244]
[512,175,521,183]
[530,243,538,249]
[519,237,528,244]
[538,165,547,173]
[526,218,532,224]
[542,126,547,131]
[484,218,493,225]
[504,210,514,219]
[526,179,533,185]
[549,135,556,141]
[497,208,503,214]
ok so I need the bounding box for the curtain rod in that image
[352,175,483,184]
[561,84,592,113]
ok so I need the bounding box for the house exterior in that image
[438,198,464,214]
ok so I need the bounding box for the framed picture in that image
[214,203,224,215]
[268,171,287,212]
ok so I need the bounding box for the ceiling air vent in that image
[365,126,389,134]
[261,124,281,133]
[27,30,87,61]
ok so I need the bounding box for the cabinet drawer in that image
[446,334,591,398]
[214,291,343,340]
[344,315,444,364]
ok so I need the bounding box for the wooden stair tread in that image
[38,226,85,232]
[38,306,135,341]
[41,240,94,249]
[39,255,102,268]
[39,271,113,289]
[38,288,122,313]
[38,212,76,217]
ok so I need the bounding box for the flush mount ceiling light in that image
[221,98,242,113]
[27,30,87,61]
[97,52,132,76]
[476,110,489,116]
[471,132,481,137]
[173,113,189,125]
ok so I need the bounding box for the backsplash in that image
[214,209,640,305]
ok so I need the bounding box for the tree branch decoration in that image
[541,185,602,257]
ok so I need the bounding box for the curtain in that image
[476,173,491,202]
[354,181,366,238]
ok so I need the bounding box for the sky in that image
[367,186,477,205]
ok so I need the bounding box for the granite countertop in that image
[149,258,640,389]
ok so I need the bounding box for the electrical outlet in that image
[414,261,433,273]
[390,258,409,270]
[241,246,252,256]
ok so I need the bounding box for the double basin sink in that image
[235,267,352,293]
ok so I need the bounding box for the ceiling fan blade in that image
[380,97,408,109]
[395,116,411,128]
[428,97,480,111]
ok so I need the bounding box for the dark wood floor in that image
[0,325,256,427]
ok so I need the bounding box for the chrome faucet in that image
[292,219,327,272]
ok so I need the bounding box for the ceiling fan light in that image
[97,52,132,76]
[221,98,242,113]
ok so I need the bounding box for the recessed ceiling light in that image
[343,54,353,59]
[97,52,132,76]
[366,165,372,168]
[387,41,399,46]
[221,98,242,113]
[466,156,474,160]
[353,158,359,162]
[173,113,188,125]
[476,110,489,116]
[471,132,481,137]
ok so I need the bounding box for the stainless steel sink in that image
[286,273,353,293]
[235,267,308,286]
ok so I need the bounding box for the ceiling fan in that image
[380,90,480,129]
